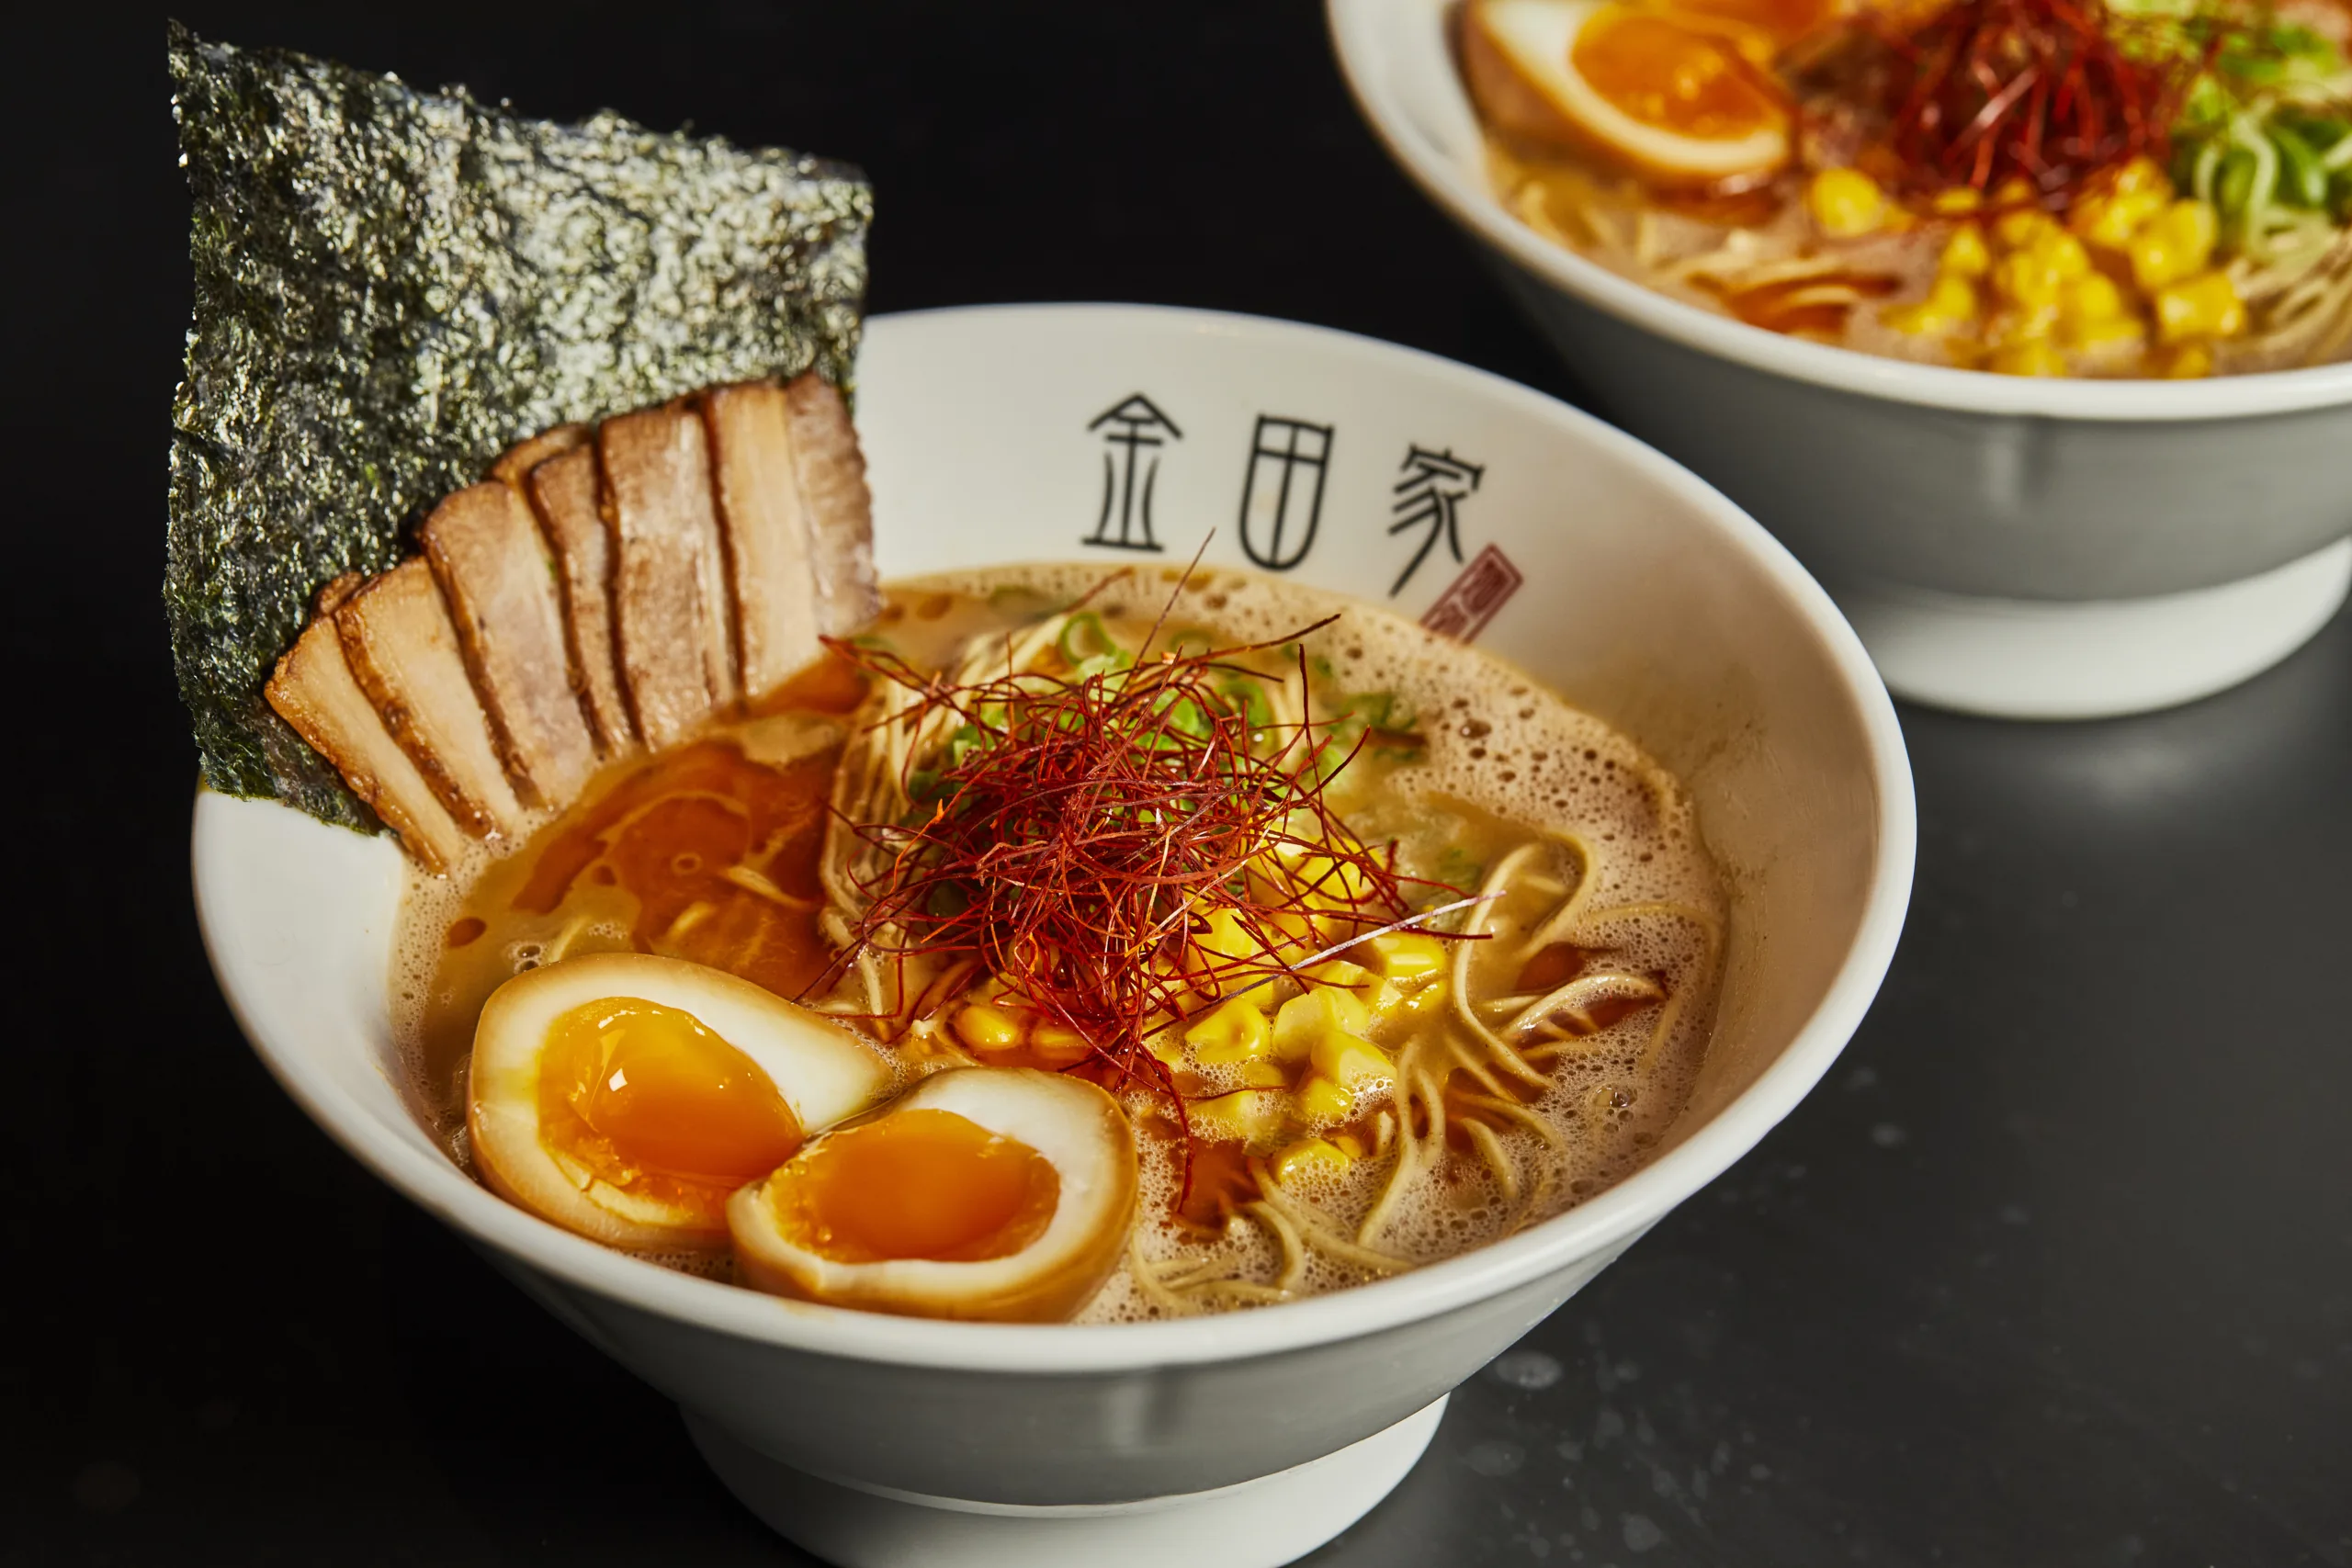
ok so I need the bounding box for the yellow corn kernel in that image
[1929,185,1984,214]
[954,1003,1026,1053]
[1309,956,1413,1020]
[1939,223,1992,277]
[1883,272,1979,335]
[1988,338,2067,377]
[1308,1031,1395,1089]
[1189,1088,1289,1149]
[2069,315,2145,351]
[1807,168,1886,238]
[2066,313,2144,352]
[1302,958,1373,991]
[1366,931,1447,987]
[1185,907,1262,986]
[1030,1021,1094,1065]
[1295,852,1377,908]
[1271,986,1373,1063]
[1238,1058,1291,1089]
[2129,200,2218,291]
[1272,1137,1352,1185]
[2154,270,2246,344]
[1294,1073,1357,1124]
[1259,903,1322,956]
[1991,180,2058,249]
[2160,343,2214,378]
[2071,187,2170,250]
[1185,996,1273,1065]
[2060,274,2141,349]
[1991,249,2064,310]
[1995,300,2063,344]
[2036,230,2091,281]
[1329,1129,1370,1159]
[2112,155,2172,197]
[2061,271,2125,324]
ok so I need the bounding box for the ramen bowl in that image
[1329,0,2352,720]
[194,304,1912,1568]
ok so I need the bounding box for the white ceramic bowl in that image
[1329,0,2352,718]
[193,304,1913,1568]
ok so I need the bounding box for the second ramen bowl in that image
[194,305,1912,1567]
[1330,0,2352,719]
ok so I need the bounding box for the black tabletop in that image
[14,5,2349,1564]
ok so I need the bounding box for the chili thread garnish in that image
[813,602,1465,1185]
[1861,0,2208,206]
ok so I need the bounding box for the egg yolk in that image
[537,998,803,1210]
[1571,9,1783,139]
[1661,0,1837,48]
[765,1109,1060,1264]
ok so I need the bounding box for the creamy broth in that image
[396,565,1725,1317]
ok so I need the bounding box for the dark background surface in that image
[7,4,2348,1564]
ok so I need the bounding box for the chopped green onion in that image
[1156,692,1214,741]
[2188,137,2225,206]
[2216,146,2258,217]
[1069,650,1132,682]
[1057,612,1119,666]
[1217,677,1274,732]
[946,724,989,768]
[2271,120,2330,207]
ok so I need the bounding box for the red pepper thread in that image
[1864,0,2205,206]
[818,617,1458,1169]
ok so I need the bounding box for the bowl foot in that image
[1836,538,2352,720]
[684,1393,1447,1568]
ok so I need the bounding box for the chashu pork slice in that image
[599,403,739,750]
[702,380,824,697]
[782,373,881,636]
[525,446,636,758]
[336,559,527,840]
[490,423,588,489]
[420,481,599,808]
[266,575,470,874]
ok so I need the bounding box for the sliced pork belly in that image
[489,423,588,489]
[782,374,880,636]
[703,381,824,697]
[420,482,598,807]
[599,404,739,749]
[524,446,636,757]
[266,577,470,874]
[335,559,527,839]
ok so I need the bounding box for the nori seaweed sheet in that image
[165,22,871,823]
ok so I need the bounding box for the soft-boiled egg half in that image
[729,1067,1138,1323]
[467,953,890,1250]
[1464,0,1794,186]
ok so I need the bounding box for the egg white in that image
[467,952,891,1249]
[729,1066,1139,1323]
[1469,0,1790,185]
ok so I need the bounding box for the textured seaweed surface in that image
[165,23,871,820]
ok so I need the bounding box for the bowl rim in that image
[193,301,1917,1375]
[1324,0,2352,423]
